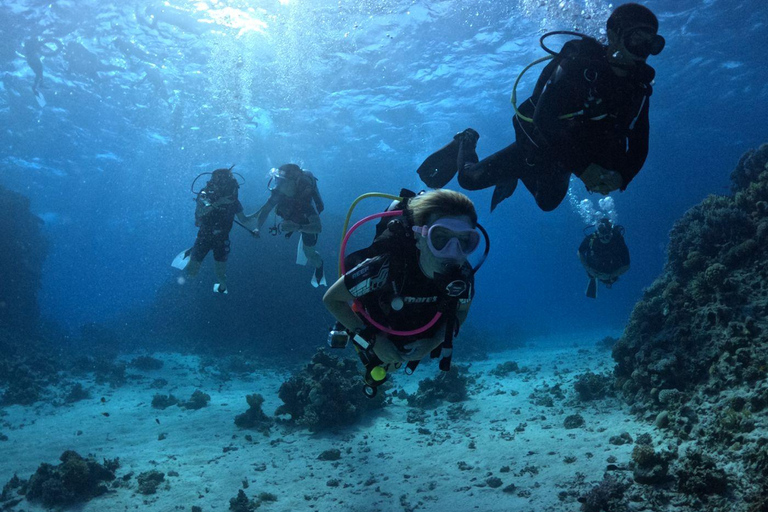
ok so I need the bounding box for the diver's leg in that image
[303,245,322,268]
[301,233,326,286]
[185,234,209,278]
[458,141,521,190]
[416,129,480,189]
[185,258,202,278]
[212,237,231,291]
[213,260,227,292]
[520,163,572,212]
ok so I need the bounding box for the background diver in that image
[23,35,61,106]
[323,189,488,396]
[578,217,630,299]
[249,164,326,287]
[416,3,664,212]
[173,167,252,294]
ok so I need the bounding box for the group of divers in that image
[171,4,661,396]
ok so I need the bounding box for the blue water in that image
[1,0,766,347]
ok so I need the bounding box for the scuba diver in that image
[23,36,61,106]
[416,3,665,212]
[172,166,253,294]
[578,218,630,299]
[323,189,489,397]
[249,164,327,287]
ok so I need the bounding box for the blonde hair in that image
[408,189,477,227]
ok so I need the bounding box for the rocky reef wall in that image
[612,144,768,510]
[0,185,47,330]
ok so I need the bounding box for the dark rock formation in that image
[0,185,47,330]
[275,349,386,432]
[612,144,768,508]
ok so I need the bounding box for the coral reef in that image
[228,489,277,511]
[275,350,386,432]
[612,144,768,509]
[136,470,165,495]
[407,365,476,409]
[129,356,163,371]
[179,390,211,410]
[151,394,179,409]
[64,382,91,403]
[20,451,117,507]
[573,371,614,401]
[578,474,631,512]
[489,361,520,377]
[234,394,273,435]
[0,185,48,330]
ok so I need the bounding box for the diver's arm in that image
[249,196,278,230]
[616,97,650,190]
[323,277,367,334]
[312,188,325,214]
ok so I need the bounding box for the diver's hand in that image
[401,339,435,361]
[372,335,407,365]
[281,220,300,233]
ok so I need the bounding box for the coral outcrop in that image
[612,144,768,509]
[2,451,119,508]
[275,350,386,432]
[407,365,476,409]
[234,394,273,435]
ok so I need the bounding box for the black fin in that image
[417,138,461,189]
[490,178,519,212]
[586,277,597,299]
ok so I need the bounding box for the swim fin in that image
[296,234,308,265]
[34,89,46,108]
[417,129,480,189]
[171,248,193,270]
[213,283,228,294]
[490,178,519,212]
[586,277,597,299]
[311,263,327,288]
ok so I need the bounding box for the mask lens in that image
[428,226,480,254]
[624,28,659,58]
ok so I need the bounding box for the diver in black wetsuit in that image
[23,36,61,101]
[249,164,327,287]
[323,189,485,396]
[578,218,630,298]
[417,3,665,212]
[186,168,250,294]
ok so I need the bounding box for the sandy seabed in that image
[0,330,652,512]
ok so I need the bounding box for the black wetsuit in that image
[344,249,474,346]
[274,171,324,246]
[454,38,653,211]
[578,231,630,280]
[191,191,243,262]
